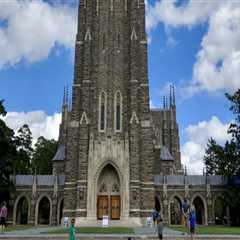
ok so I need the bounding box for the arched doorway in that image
[97,164,120,220]
[58,199,64,225]
[16,197,29,225]
[155,196,161,213]
[170,197,182,225]
[38,197,50,225]
[193,196,205,225]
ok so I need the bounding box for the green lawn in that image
[5,225,33,232]
[49,227,134,234]
[170,225,240,235]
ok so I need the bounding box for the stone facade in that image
[9,175,229,226]
[9,1,229,227]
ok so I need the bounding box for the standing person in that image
[189,205,196,240]
[182,198,190,229]
[152,208,158,226]
[156,212,163,240]
[69,218,75,240]
[0,202,7,234]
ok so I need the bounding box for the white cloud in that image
[146,0,220,30]
[0,0,77,69]
[2,111,61,145]
[192,3,240,93]
[146,0,240,94]
[181,116,230,174]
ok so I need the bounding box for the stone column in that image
[29,198,36,226]
[51,199,58,226]
[162,181,169,225]
[206,184,214,225]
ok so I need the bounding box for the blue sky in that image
[0,0,239,174]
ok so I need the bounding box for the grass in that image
[170,225,240,235]
[49,227,134,234]
[5,225,33,232]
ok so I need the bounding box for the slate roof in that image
[53,144,65,161]
[14,175,226,186]
[160,146,174,161]
[154,175,227,185]
[14,175,65,186]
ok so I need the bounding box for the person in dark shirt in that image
[182,198,190,229]
[189,205,196,240]
[152,208,158,226]
[156,212,164,240]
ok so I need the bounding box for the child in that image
[189,205,196,240]
[156,212,163,240]
[69,218,75,240]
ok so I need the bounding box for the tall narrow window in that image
[115,91,122,132]
[99,91,107,131]
[117,34,120,49]
[103,34,106,50]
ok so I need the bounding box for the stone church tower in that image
[53,0,182,224]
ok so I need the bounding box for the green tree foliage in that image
[205,138,239,176]
[204,89,240,226]
[204,89,240,176]
[0,100,15,202]
[14,124,33,174]
[226,90,240,151]
[32,136,58,174]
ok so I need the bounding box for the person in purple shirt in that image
[189,205,196,240]
[0,202,7,234]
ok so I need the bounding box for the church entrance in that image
[97,164,121,220]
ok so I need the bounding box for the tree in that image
[204,89,240,226]
[226,90,240,153]
[32,136,58,174]
[0,100,15,202]
[14,124,33,174]
[205,138,239,176]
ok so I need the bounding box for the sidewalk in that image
[0,226,240,240]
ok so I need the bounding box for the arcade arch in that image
[15,196,29,225]
[192,196,205,225]
[170,196,182,225]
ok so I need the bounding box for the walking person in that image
[69,218,76,240]
[0,202,7,234]
[182,198,190,230]
[152,208,158,226]
[189,205,196,240]
[156,211,163,240]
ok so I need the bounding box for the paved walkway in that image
[1,226,240,239]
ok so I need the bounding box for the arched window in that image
[99,91,107,131]
[114,91,122,132]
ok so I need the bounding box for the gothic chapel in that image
[11,0,226,227]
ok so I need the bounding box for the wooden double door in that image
[97,196,120,220]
